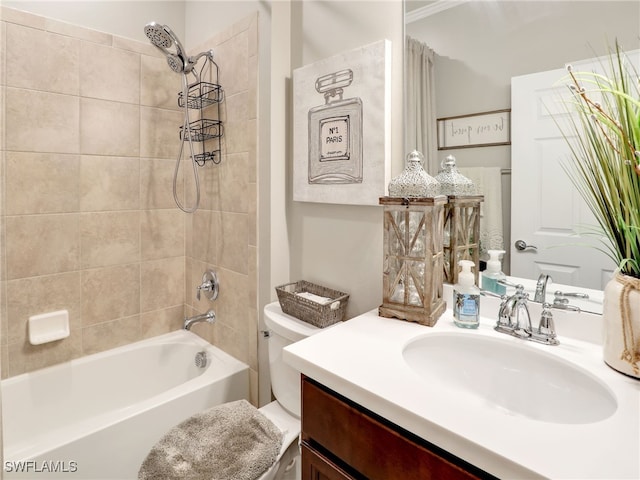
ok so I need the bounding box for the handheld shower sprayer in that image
[144,22,221,213]
[144,22,214,75]
[144,22,188,73]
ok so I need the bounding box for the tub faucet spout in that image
[183,309,216,330]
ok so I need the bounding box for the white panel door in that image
[510,63,614,290]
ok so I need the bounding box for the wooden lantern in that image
[443,195,484,285]
[379,196,447,326]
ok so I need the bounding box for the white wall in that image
[287,1,404,318]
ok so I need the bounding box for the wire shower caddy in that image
[179,54,224,166]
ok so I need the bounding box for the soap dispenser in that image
[482,250,507,295]
[453,260,480,329]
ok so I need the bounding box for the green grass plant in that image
[559,43,640,279]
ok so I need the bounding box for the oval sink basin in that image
[402,333,617,424]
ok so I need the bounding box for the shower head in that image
[144,22,173,50]
[144,21,188,73]
[166,54,184,74]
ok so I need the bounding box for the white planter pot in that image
[603,273,640,379]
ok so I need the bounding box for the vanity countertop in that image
[282,300,639,479]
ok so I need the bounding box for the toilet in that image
[256,302,321,480]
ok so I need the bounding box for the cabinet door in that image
[302,376,488,480]
[301,443,357,480]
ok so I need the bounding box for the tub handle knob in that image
[197,270,219,301]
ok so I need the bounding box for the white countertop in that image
[282,296,640,479]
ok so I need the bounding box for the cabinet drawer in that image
[301,376,483,480]
[301,442,357,480]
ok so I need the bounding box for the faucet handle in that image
[531,303,560,345]
[196,270,219,301]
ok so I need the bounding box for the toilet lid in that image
[264,303,321,342]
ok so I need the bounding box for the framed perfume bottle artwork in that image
[293,39,392,205]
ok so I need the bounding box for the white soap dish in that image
[28,310,70,345]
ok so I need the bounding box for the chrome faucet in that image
[534,273,552,303]
[495,285,559,345]
[183,309,216,330]
[496,285,532,338]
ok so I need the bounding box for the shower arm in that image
[184,50,216,83]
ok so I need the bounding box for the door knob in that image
[515,240,538,252]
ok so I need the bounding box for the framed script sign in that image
[437,109,510,150]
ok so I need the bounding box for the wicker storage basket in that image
[275,280,349,328]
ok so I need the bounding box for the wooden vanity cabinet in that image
[300,375,495,480]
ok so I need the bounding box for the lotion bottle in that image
[482,250,507,295]
[453,260,480,329]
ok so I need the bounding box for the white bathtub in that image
[1,329,250,479]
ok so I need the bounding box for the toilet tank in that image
[263,302,320,417]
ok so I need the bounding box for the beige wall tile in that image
[140,106,183,159]
[113,35,162,57]
[44,18,111,45]
[141,157,183,209]
[249,368,258,407]
[6,23,80,94]
[6,214,79,279]
[141,54,182,109]
[1,346,9,379]
[0,10,259,379]
[6,88,80,153]
[214,321,249,368]
[80,98,139,156]
[222,91,249,155]
[184,256,194,307]
[247,14,258,58]
[141,209,185,261]
[190,209,219,265]
[81,264,140,326]
[248,182,257,247]
[184,159,221,212]
[80,155,140,211]
[0,277,7,347]
[80,41,140,104]
[216,29,248,98]
[246,118,257,183]
[247,306,258,371]
[82,315,140,356]
[80,211,140,268]
[1,21,7,87]
[219,152,248,213]
[248,246,257,309]
[0,6,47,30]
[218,212,248,274]
[140,257,185,312]
[6,271,81,345]
[215,268,248,333]
[140,305,184,339]
[7,331,82,377]
[247,54,258,120]
[5,152,80,215]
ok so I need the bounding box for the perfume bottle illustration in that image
[308,69,363,184]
